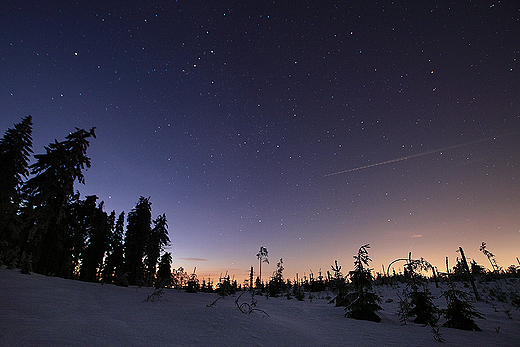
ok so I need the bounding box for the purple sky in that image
[2,1,519,281]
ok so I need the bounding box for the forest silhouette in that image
[0,116,170,286]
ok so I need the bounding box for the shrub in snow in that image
[344,244,383,323]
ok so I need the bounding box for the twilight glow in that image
[1,1,519,282]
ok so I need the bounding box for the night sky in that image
[2,1,519,281]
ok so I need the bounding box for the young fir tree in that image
[479,242,499,272]
[330,260,348,307]
[409,289,439,326]
[0,115,33,261]
[269,258,285,297]
[22,127,95,276]
[404,259,439,326]
[441,282,484,331]
[344,244,383,322]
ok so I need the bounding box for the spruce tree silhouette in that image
[0,115,33,255]
[22,127,95,276]
[79,197,112,282]
[124,196,152,285]
[344,244,383,322]
[102,211,126,283]
[157,252,173,287]
[144,214,169,286]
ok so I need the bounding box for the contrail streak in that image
[324,133,517,177]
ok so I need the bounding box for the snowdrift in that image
[1,267,519,346]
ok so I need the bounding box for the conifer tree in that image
[269,258,285,296]
[256,246,269,285]
[79,198,112,282]
[479,242,499,272]
[144,213,169,285]
[344,244,383,322]
[124,196,152,285]
[0,116,33,263]
[64,194,92,277]
[330,260,348,306]
[404,258,439,326]
[157,252,173,287]
[441,283,484,331]
[409,289,439,326]
[22,127,95,276]
[102,211,125,283]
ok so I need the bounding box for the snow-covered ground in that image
[1,267,519,346]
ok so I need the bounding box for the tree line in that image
[0,116,170,286]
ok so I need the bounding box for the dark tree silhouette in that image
[144,213,169,285]
[403,258,439,326]
[269,258,285,297]
[124,196,152,285]
[330,260,348,306]
[479,242,499,272]
[102,211,126,284]
[344,244,383,322]
[256,246,269,285]
[65,194,97,278]
[0,116,33,264]
[409,290,439,325]
[22,127,95,276]
[441,283,484,331]
[156,252,173,287]
[79,198,112,282]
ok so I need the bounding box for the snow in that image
[1,267,519,346]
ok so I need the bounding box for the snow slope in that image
[1,267,519,346]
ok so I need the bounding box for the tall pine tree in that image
[64,194,97,278]
[124,196,152,285]
[79,198,112,282]
[156,252,173,287]
[22,127,95,276]
[0,116,33,264]
[102,211,125,284]
[144,213,169,285]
